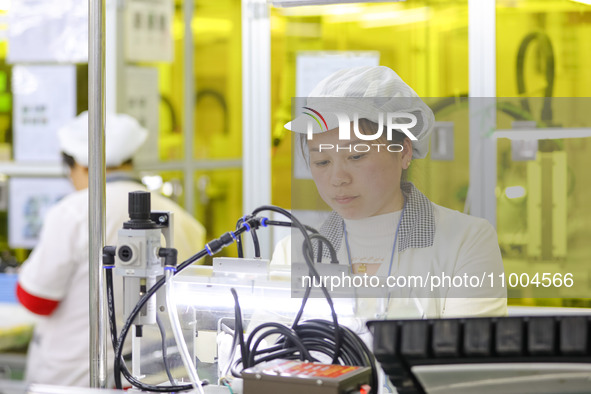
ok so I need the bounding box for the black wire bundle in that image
[236,216,261,258]
[228,298,378,392]
[155,314,176,386]
[105,205,377,393]
[266,220,324,262]
[109,248,216,391]
[227,206,378,393]
[108,221,255,391]
[105,264,199,392]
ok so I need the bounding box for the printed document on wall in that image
[12,65,76,162]
[9,178,74,249]
[125,0,173,62]
[125,66,159,164]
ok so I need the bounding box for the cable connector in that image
[241,215,264,232]
[103,246,116,269]
[205,232,237,256]
[158,247,178,270]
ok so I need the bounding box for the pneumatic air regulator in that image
[112,191,175,327]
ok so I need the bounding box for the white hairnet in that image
[58,111,148,167]
[285,66,435,159]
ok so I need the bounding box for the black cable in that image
[228,295,378,393]
[235,218,245,258]
[265,220,319,235]
[293,320,377,389]
[113,248,211,392]
[251,229,261,258]
[156,314,176,386]
[196,89,229,135]
[245,322,312,367]
[112,226,251,392]
[266,220,323,262]
[230,288,247,371]
[105,267,122,390]
[236,216,261,258]
[291,285,311,329]
[291,233,339,327]
[160,94,179,133]
[235,210,377,391]
[107,271,183,392]
[292,233,332,327]
[305,233,338,264]
[110,209,372,392]
[252,205,342,364]
[516,31,555,123]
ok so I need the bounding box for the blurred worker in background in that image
[15,111,206,387]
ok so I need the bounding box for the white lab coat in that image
[17,180,206,387]
[271,202,507,319]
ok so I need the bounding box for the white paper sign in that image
[294,52,380,179]
[12,65,77,162]
[8,0,88,63]
[124,66,160,164]
[125,0,173,63]
[9,178,74,249]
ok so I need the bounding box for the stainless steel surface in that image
[88,0,107,388]
[183,0,195,215]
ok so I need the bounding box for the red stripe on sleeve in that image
[16,283,60,316]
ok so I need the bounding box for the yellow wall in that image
[163,0,244,256]
[496,0,591,307]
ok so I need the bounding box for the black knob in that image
[128,191,151,221]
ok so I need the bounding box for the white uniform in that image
[17,180,206,387]
[272,202,507,319]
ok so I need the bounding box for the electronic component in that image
[242,359,372,394]
[114,191,170,325]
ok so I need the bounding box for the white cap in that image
[285,66,435,159]
[58,111,148,167]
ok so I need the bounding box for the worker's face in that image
[308,128,412,220]
[68,163,89,191]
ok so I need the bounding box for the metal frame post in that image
[469,0,497,227]
[183,0,195,215]
[89,0,107,387]
[242,0,271,255]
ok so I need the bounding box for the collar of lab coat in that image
[105,170,142,185]
[317,182,435,259]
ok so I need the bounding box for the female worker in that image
[16,112,206,387]
[272,66,507,318]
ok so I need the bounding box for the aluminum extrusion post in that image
[89,0,107,388]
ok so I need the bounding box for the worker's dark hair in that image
[62,152,76,169]
[61,152,133,170]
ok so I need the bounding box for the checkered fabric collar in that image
[317,182,435,258]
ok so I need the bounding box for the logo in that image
[302,107,328,132]
[304,109,418,153]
